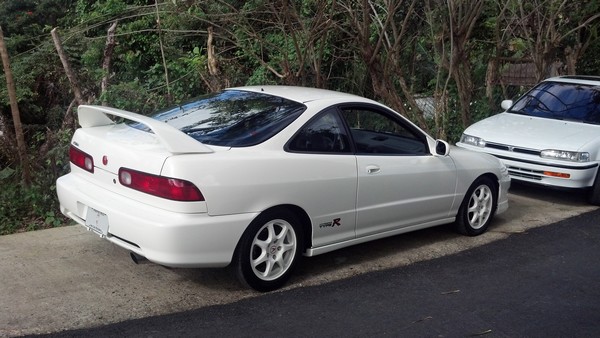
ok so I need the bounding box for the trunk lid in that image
[70,105,214,213]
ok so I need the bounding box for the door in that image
[287,108,358,247]
[339,106,457,237]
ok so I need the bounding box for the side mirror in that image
[435,140,450,156]
[501,100,513,111]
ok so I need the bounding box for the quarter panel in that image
[162,149,359,247]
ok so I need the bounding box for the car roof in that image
[544,75,600,86]
[226,85,373,104]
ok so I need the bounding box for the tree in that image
[335,0,428,129]
[427,0,485,129]
[0,26,30,187]
[201,0,339,88]
[500,0,600,81]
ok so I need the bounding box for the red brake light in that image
[118,168,204,202]
[69,145,94,173]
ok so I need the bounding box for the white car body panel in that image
[161,149,359,248]
[462,112,600,153]
[57,86,510,268]
[78,105,214,154]
[57,173,253,267]
[355,154,457,237]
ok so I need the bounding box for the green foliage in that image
[1,0,600,234]
[0,125,72,234]
[0,175,67,235]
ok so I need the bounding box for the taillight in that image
[118,168,204,202]
[69,145,94,173]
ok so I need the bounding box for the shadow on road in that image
[509,181,590,205]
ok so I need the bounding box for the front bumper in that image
[57,173,256,268]
[458,143,599,189]
[496,171,510,215]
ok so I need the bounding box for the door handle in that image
[366,165,380,174]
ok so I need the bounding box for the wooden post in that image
[0,26,31,187]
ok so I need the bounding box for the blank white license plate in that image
[85,207,109,237]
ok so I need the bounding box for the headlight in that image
[460,134,486,147]
[540,149,590,162]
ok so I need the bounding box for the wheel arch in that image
[479,172,500,192]
[232,204,313,259]
[474,172,500,206]
[270,204,313,253]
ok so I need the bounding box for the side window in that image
[288,110,350,153]
[340,107,428,155]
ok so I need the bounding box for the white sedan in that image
[458,76,600,205]
[57,86,509,291]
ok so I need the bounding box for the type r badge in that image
[319,218,342,228]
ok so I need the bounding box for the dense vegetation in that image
[1,0,599,234]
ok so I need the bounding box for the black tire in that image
[455,176,497,236]
[234,208,303,292]
[588,170,600,206]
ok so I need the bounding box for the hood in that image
[464,112,600,151]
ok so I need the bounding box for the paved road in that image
[34,208,600,337]
[1,183,597,336]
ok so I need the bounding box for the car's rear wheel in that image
[234,209,303,292]
[455,177,497,236]
[588,169,600,206]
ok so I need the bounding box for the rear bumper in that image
[56,173,256,268]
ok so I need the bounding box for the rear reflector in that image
[118,168,204,201]
[69,145,94,173]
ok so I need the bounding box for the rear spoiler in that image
[77,105,214,154]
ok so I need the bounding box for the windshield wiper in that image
[508,108,530,115]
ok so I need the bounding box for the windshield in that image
[508,81,600,124]
[130,90,306,147]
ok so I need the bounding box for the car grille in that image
[507,166,544,181]
[483,142,544,181]
[485,142,540,156]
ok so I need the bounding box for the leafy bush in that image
[0,129,71,235]
[0,173,67,235]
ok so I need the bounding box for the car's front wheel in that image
[234,209,303,292]
[455,177,497,236]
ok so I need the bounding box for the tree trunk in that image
[154,0,171,103]
[101,21,118,106]
[61,99,77,130]
[0,26,31,187]
[200,26,227,93]
[51,27,85,105]
[445,0,483,129]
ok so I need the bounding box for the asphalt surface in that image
[31,208,600,337]
[1,182,598,337]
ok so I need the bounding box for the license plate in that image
[85,207,109,237]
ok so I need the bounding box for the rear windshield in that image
[508,81,600,124]
[132,90,305,147]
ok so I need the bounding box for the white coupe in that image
[57,86,510,291]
